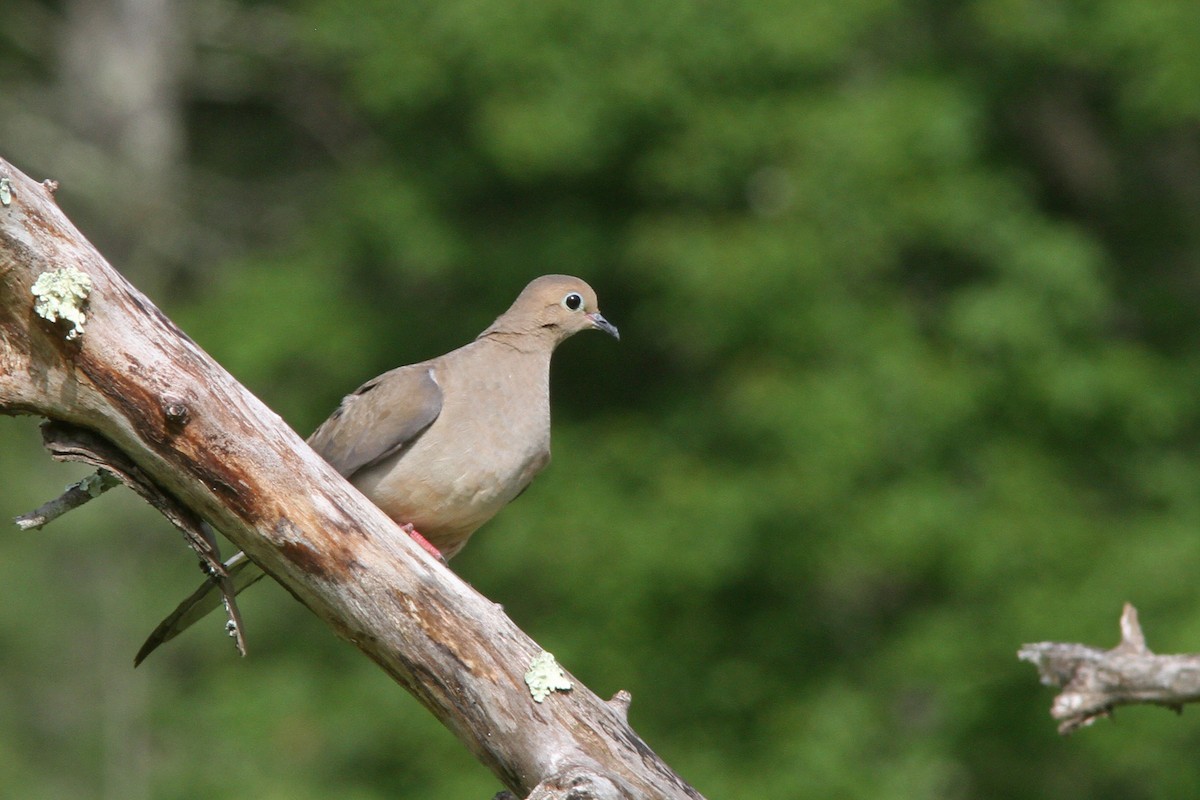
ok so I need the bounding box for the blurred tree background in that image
[3,0,1200,797]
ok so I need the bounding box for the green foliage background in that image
[4,0,1200,797]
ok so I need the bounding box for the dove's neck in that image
[476,320,563,352]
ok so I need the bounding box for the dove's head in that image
[486,274,619,345]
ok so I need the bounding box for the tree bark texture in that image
[0,155,703,800]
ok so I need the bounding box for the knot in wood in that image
[161,395,190,426]
[526,768,622,800]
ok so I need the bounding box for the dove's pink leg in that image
[400,523,446,563]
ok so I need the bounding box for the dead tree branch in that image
[0,155,703,800]
[13,464,119,530]
[1019,603,1200,734]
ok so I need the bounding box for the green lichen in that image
[31,267,93,340]
[524,651,572,703]
[77,471,118,497]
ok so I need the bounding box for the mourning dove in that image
[135,275,618,664]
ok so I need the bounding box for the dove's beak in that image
[588,312,620,341]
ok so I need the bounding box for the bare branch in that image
[0,155,703,799]
[13,467,120,529]
[1019,603,1200,734]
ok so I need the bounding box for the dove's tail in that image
[135,551,266,666]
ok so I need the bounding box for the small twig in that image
[31,421,248,657]
[14,469,121,530]
[1019,603,1200,734]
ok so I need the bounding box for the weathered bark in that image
[1019,603,1200,734]
[0,155,703,800]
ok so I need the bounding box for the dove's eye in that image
[562,292,584,311]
